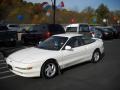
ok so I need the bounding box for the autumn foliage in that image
[0,0,120,24]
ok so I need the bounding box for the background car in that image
[65,23,93,37]
[89,27,103,39]
[0,24,17,46]
[6,33,104,79]
[94,26,114,39]
[113,25,120,37]
[21,24,65,45]
[7,24,20,32]
[105,26,119,38]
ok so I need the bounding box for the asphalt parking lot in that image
[0,39,120,90]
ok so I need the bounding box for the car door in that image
[60,36,87,68]
[81,37,96,60]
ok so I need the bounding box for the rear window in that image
[66,27,77,32]
[49,24,65,34]
[82,36,95,44]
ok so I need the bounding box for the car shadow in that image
[60,52,105,74]
[60,61,91,74]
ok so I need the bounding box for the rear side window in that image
[49,24,65,34]
[79,25,89,32]
[82,36,95,45]
[66,27,77,32]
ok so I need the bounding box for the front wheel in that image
[41,60,58,79]
[91,50,101,63]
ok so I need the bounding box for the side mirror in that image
[65,46,72,50]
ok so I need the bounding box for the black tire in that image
[0,52,4,60]
[91,50,101,63]
[41,60,58,79]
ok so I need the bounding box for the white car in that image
[65,23,93,38]
[6,33,104,79]
[7,24,20,31]
[65,23,89,32]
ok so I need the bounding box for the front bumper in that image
[6,58,41,77]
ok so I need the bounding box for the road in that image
[0,39,120,90]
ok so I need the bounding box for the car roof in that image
[95,26,113,28]
[66,23,88,27]
[53,33,83,38]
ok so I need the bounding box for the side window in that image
[65,36,84,48]
[38,25,47,32]
[30,25,40,32]
[77,36,85,46]
[79,25,89,32]
[56,25,65,33]
[31,25,47,33]
[49,25,65,34]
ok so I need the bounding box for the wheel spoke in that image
[46,70,51,76]
[44,63,56,77]
[94,52,99,61]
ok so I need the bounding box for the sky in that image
[25,0,120,11]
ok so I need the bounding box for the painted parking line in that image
[0,60,6,63]
[0,74,16,80]
[0,66,8,70]
[0,62,7,65]
[0,70,11,74]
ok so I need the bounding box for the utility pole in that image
[53,0,56,24]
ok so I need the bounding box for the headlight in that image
[15,66,32,70]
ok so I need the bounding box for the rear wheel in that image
[41,60,58,79]
[91,50,101,63]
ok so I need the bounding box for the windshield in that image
[37,36,68,50]
[107,28,117,32]
[100,28,109,32]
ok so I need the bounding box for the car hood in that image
[7,47,59,64]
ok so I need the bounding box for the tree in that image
[82,6,95,14]
[96,3,110,24]
[81,6,95,23]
